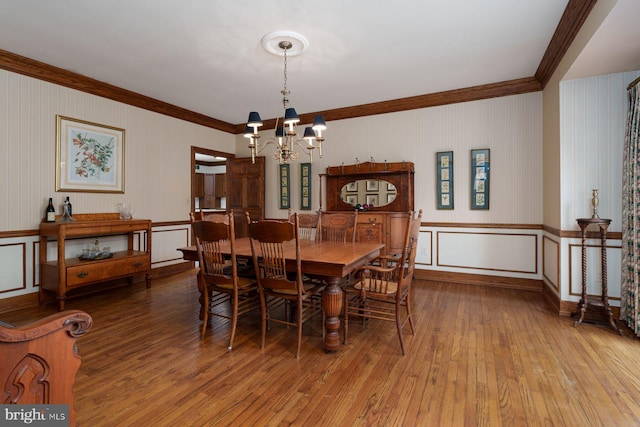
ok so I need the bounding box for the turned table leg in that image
[322,276,343,353]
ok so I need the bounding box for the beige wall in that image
[0,70,236,231]
[542,0,617,230]
[237,93,544,223]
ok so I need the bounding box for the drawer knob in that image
[77,272,89,278]
[368,218,377,223]
[133,262,143,267]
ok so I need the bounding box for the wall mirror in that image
[323,161,414,212]
[340,180,397,208]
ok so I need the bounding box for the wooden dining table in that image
[178,238,384,352]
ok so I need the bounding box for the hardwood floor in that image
[4,270,640,426]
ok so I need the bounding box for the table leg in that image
[322,276,343,353]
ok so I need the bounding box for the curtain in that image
[621,77,640,336]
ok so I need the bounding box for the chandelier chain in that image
[282,45,289,109]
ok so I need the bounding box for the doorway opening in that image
[191,146,234,215]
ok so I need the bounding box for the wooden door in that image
[226,156,265,238]
[203,174,215,208]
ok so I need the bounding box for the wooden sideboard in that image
[323,161,416,257]
[39,213,152,310]
[356,211,411,256]
[323,161,414,212]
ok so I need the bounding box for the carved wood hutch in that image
[323,161,415,255]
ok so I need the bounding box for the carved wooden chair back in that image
[1,310,92,426]
[246,212,323,358]
[317,210,358,243]
[343,209,422,355]
[191,209,230,224]
[190,212,258,347]
[288,209,319,241]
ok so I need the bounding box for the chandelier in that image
[244,31,327,164]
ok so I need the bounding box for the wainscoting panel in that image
[436,230,539,276]
[0,241,26,293]
[151,225,190,268]
[415,229,432,266]
[543,235,560,291]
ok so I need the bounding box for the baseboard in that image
[414,269,543,292]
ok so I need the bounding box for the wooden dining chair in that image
[343,209,422,355]
[288,208,319,241]
[192,210,255,278]
[317,210,358,242]
[246,212,324,358]
[191,209,228,223]
[190,212,259,348]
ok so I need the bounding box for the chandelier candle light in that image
[245,31,327,164]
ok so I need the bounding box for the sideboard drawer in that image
[356,213,385,244]
[359,213,385,225]
[67,254,150,287]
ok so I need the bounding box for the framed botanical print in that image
[470,149,490,210]
[56,115,125,193]
[300,163,311,210]
[436,151,453,209]
[279,163,290,209]
[366,180,379,192]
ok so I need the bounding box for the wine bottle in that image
[46,198,56,222]
[65,196,73,217]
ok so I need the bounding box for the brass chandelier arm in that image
[248,132,322,164]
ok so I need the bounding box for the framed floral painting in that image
[56,115,125,193]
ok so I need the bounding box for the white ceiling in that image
[1,0,638,126]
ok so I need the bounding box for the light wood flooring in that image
[4,270,640,426]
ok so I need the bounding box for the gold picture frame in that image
[56,115,125,193]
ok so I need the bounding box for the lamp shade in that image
[303,127,316,141]
[312,115,327,131]
[275,126,285,138]
[243,126,254,138]
[283,108,300,125]
[247,111,263,127]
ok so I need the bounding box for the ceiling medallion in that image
[261,31,309,57]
